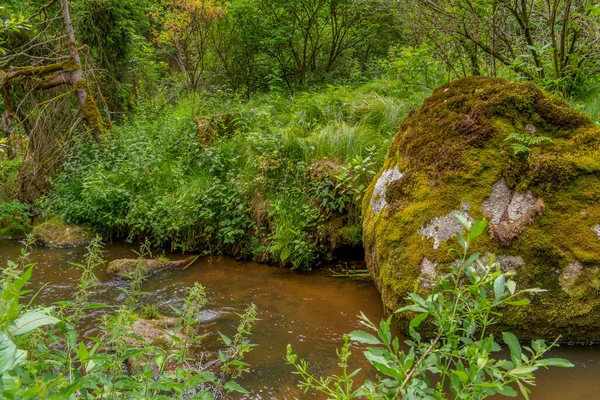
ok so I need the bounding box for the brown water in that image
[1,239,599,399]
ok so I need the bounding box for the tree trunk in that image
[59,0,105,142]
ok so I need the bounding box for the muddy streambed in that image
[1,239,599,399]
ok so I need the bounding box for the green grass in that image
[570,89,600,124]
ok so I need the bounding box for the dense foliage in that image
[39,81,424,268]
[1,1,595,397]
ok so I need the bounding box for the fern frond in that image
[529,135,553,145]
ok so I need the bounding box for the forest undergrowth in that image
[36,80,427,269]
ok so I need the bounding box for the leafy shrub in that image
[287,218,573,398]
[0,200,31,235]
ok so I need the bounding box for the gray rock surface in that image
[419,205,472,250]
[481,179,513,224]
[559,261,583,292]
[496,255,524,271]
[481,178,543,246]
[419,258,438,288]
[370,167,403,215]
[482,178,539,224]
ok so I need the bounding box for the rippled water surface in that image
[1,239,599,399]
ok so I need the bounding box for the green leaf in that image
[83,303,108,310]
[407,293,427,308]
[371,361,402,380]
[0,331,17,374]
[536,358,574,368]
[469,219,488,241]
[494,275,506,302]
[510,365,538,376]
[507,280,517,295]
[505,298,530,306]
[224,381,248,394]
[409,312,429,329]
[348,330,381,345]
[10,309,60,337]
[517,380,530,400]
[456,234,468,252]
[77,341,89,361]
[218,331,232,346]
[363,350,389,366]
[455,214,471,230]
[463,253,480,269]
[502,332,522,367]
[495,384,518,396]
[453,370,469,384]
[397,305,427,313]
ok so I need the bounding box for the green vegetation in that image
[0,200,30,237]
[39,82,424,268]
[287,218,573,399]
[0,239,258,398]
[1,0,599,397]
[1,0,599,268]
[504,133,553,158]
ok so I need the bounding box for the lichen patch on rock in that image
[593,225,600,240]
[419,258,438,288]
[496,255,524,272]
[419,207,472,250]
[481,179,512,225]
[481,178,544,246]
[370,167,403,215]
[559,261,583,293]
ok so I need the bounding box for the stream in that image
[1,239,599,399]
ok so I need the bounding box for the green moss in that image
[32,217,92,248]
[363,77,600,342]
[71,78,110,140]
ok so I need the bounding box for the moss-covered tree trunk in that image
[59,0,105,143]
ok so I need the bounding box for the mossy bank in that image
[363,77,600,342]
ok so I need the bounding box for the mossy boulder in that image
[32,218,92,248]
[362,77,600,342]
[106,255,198,279]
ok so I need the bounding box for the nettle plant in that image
[287,217,573,399]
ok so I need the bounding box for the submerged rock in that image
[32,218,92,248]
[107,255,198,279]
[127,317,180,347]
[362,77,600,341]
